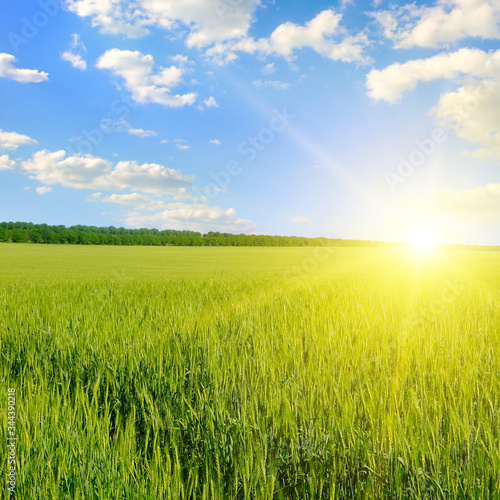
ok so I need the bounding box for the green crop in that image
[1,244,499,499]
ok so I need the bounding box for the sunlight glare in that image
[408,230,436,254]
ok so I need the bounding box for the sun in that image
[408,230,436,254]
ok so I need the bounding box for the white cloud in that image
[252,79,290,90]
[94,191,195,209]
[100,192,153,205]
[22,150,114,190]
[93,192,169,210]
[176,144,190,151]
[433,79,500,159]
[36,186,52,195]
[262,62,275,74]
[96,49,197,107]
[367,10,398,40]
[66,0,261,47]
[61,34,88,70]
[403,184,500,222]
[70,33,85,50]
[92,191,258,233]
[203,96,218,108]
[87,192,101,201]
[124,203,257,233]
[109,160,193,195]
[206,10,370,65]
[67,4,370,66]
[171,54,191,64]
[0,155,16,171]
[290,215,314,226]
[0,130,37,151]
[127,127,156,138]
[378,0,500,49]
[366,47,500,158]
[0,53,48,83]
[209,139,221,146]
[109,118,156,138]
[61,51,87,70]
[65,0,151,38]
[9,150,192,197]
[366,48,500,103]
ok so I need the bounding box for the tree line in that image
[0,221,395,247]
[2,222,498,250]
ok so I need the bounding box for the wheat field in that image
[1,244,499,498]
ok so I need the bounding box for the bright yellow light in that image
[408,231,436,254]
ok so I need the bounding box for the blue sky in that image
[0,0,499,244]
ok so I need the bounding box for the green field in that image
[1,243,500,498]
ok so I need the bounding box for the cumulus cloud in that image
[0,155,17,171]
[290,215,314,226]
[91,192,172,210]
[107,118,156,137]
[100,192,154,205]
[110,160,192,195]
[262,62,275,74]
[68,3,369,66]
[252,79,290,90]
[127,127,156,138]
[376,0,500,49]
[96,49,197,107]
[6,150,192,197]
[21,150,114,190]
[171,54,192,65]
[66,0,261,47]
[61,34,88,70]
[4,143,257,233]
[65,0,151,38]
[403,184,500,222]
[124,203,258,233]
[206,10,370,65]
[366,47,500,158]
[93,191,193,208]
[209,139,221,146]
[91,191,258,233]
[61,51,87,70]
[175,139,190,150]
[203,96,218,108]
[0,53,48,83]
[366,48,500,103]
[433,79,500,159]
[0,130,37,151]
[367,10,398,40]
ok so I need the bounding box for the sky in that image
[0,0,499,245]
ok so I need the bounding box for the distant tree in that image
[11,229,27,243]
[0,221,405,248]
